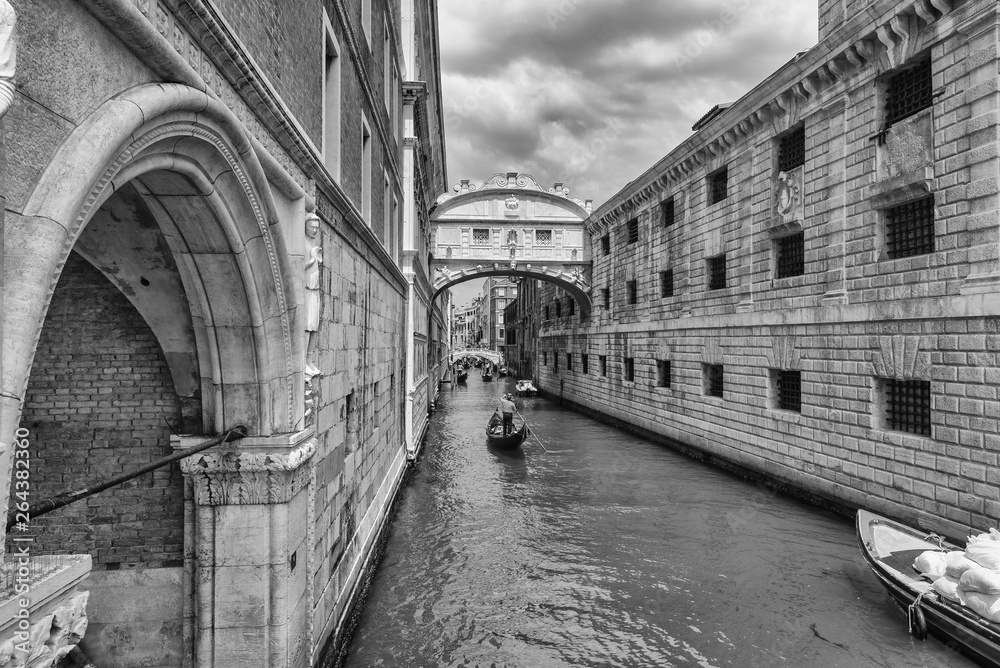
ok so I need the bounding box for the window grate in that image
[706,364,724,397]
[568,298,575,316]
[582,354,589,375]
[599,355,607,377]
[885,57,932,127]
[660,269,674,297]
[776,232,805,279]
[886,196,934,259]
[708,255,726,290]
[624,357,634,382]
[777,127,806,172]
[544,305,550,319]
[885,379,931,435]
[602,234,610,255]
[627,280,638,304]
[536,229,553,245]
[553,352,559,373]
[555,301,562,318]
[657,360,671,388]
[472,228,490,245]
[626,218,639,244]
[543,352,547,366]
[776,369,801,412]
[709,167,728,204]
[603,288,610,309]
[661,197,676,227]
[566,353,573,372]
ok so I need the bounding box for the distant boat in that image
[485,412,526,450]
[498,367,508,377]
[482,370,493,382]
[456,370,468,383]
[857,509,1000,666]
[515,379,537,397]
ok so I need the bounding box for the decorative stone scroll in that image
[0,592,88,668]
[174,431,317,505]
[773,169,803,231]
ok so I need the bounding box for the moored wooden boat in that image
[515,379,537,397]
[481,371,493,382]
[485,412,527,450]
[857,509,1000,667]
[456,370,468,383]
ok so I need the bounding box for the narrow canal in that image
[343,378,975,667]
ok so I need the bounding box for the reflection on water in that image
[343,380,976,667]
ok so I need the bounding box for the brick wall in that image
[8,252,186,569]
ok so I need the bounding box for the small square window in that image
[776,232,805,279]
[472,228,490,245]
[883,378,931,435]
[885,56,932,128]
[624,357,635,382]
[708,255,727,290]
[567,353,573,372]
[626,218,639,245]
[705,364,724,398]
[660,270,674,298]
[657,360,671,388]
[773,369,801,412]
[661,197,676,227]
[601,234,610,255]
[536,229,553,245]
[777,126,806,172]
[582,354,589,375]
[603,288,610,310]
[886,196,934,259]
[709,167,728,204]
[627,280,638,304]
[599,355,607,377]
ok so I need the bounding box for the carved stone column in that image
[173,431,316,668]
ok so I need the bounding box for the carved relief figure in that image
[304,213,323,346]
[0,1,14,120]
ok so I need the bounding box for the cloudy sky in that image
[438,0,819,307]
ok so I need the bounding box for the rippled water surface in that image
[343,380,976,667]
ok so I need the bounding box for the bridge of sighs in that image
[430,173,594,317]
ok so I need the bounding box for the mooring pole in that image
[6,425,248,532]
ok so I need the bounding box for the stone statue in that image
[0,1,14,120]
[304,213,322,345]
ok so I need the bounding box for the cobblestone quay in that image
[342,380,975,667]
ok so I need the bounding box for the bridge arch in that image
[432,267,592,318]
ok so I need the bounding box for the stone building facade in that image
[533,0,1000,540]
[0,0,446,666]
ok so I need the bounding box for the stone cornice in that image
[588,0,963,233]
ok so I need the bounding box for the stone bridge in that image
[450,348,504,365]
[430,173,594,316]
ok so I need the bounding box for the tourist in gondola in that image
[497,393,516,436]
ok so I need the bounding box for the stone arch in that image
[432,268,592,318]
[3,83,301,440]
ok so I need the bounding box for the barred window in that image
[536,229,553,245]
[544,305,550,319]
[776,232,805,279]
[627,280,638,304]
[774,369,801,412]
[657,360,671,388]
[555,301,562,318]
[660,269,674,298]
[568,298,575,316]
[543,351,548,366]
[626,218,639,244]
[472,228,490,245]
[603,288,610,309]
[709,167,728,204]
[708,254,727,290]
[567,353,573,372]
[582,354,589,375]
[884,379,931,436]
[661,197,676,227]
[553,352,559,373]
[602,234,610,255]
[885,56,932,128]
[624,357,635,382]
[886,196,934,259]
[705,364,724,398]
[599,355,607,377]
[777,126,806,172]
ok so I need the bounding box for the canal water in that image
[343,378,976,667]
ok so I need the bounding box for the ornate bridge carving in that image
[431,172,594,316]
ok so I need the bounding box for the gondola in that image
[857,509,1000,667]
[515,379,537,397]
[485,411,527,450]
[456,370,468,383]
[481,371,493,382]
[498,367,508,377]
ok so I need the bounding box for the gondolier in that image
[498,393,516,435]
